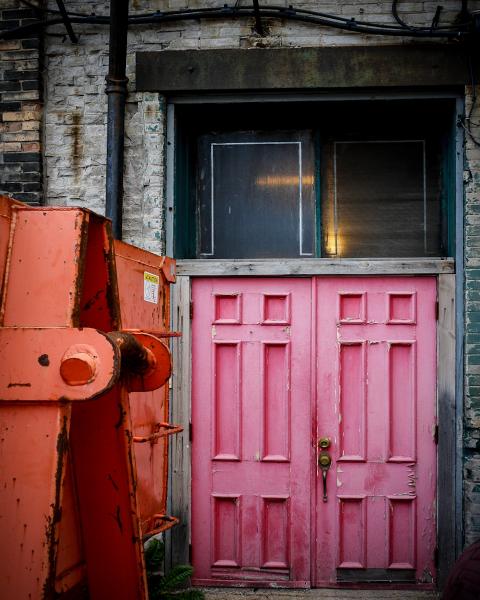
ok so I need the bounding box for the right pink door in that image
[315,277,437,586]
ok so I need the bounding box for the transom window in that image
[197,132,314,258]
[174,100,455,259]
[323,139,442,257]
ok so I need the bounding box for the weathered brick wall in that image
[43,0,480,249]
[464,84,480,545]
[0,2,42,205]
[7,0,480,548]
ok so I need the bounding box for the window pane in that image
[323,141,442,258]
[197,132,315,259]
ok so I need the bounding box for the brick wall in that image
[464,85,480,545]
[43,0,480,249]
[0,2,42,205]
[4,0,480,549]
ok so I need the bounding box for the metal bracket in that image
[144,514,179,537]
[132,422,183,444]
[0,327,120,401]
[108,331,172,392]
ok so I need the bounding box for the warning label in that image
[144,271,159,304]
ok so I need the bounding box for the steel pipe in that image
[105,0,129,239]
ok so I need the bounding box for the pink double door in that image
[191,277,437,588]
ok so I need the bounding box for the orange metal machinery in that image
[0,196,181,600]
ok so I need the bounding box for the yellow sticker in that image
[144,271,159,303]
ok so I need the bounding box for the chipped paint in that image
[42,415,69,600]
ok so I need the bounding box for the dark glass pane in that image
[323,141,442,258]
[197,132,315,259]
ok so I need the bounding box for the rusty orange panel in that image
[2,207,89,327]
[0,197,178,599]
[54,456,86,595]
[69,387,147,600]
[113,240,176,535]
[0,403,72,600]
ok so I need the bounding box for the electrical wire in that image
[0,5,472,41]
[19,0,97,18]
[393,0,471,31]
[17,0,474,30]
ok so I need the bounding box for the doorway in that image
[190,276,437,587]
[167,95,460,587]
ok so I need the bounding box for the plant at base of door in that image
[145,537,205,600]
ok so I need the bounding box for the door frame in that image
[165,92,464,590]
[169,267,455,588]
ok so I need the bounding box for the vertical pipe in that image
[105,0,129,240]
[252,0,264,36]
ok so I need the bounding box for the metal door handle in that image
[318,451,332,502]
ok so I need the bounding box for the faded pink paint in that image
[191,276,437,588]
[315,277,437,586]
[192,278,312,587]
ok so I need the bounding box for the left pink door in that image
[191,278,312,587]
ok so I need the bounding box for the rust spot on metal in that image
[108,473,119,492]
[0,204,17,327]
[111,505,123,533]
[38,354,50,367]
[108,332,152,378]
[71,212,90,328]
[104,226,122,330]
[115,401,126,429]
[42,416,68,600]
[82,288,104,312]
[124,427,138,494]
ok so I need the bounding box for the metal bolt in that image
[60,346,98,386]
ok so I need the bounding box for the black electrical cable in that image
[392,0,416,30]
[0,6,470,41]
[392,0,472,30]
[19,0,96,18]
[19,2,472,31]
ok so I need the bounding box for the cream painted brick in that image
[2,111,41,122]
[3,131,40,142]
[22,121,41,131]
[0,142,22,152]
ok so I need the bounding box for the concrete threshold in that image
[203,589,439,600]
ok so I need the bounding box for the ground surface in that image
[203,589,439,599]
